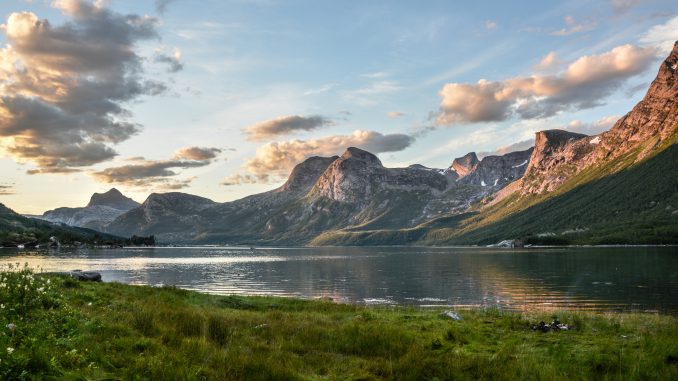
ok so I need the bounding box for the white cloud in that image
[244,115,333,141]
[640,16,678,54]
[388,111,405,118]
[535,51,559,71]
[436,44,657,125]
[92,146,221,189]
[566,115,620,135]
[551,15,595,36]
[344,81,401,106]
[0,1,167,174]
[239,130,414,182]
[485,20,497,30]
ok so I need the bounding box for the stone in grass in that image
[442,310,463,321]
[68,270,102,282]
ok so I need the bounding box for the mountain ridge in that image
[29,41,678,246]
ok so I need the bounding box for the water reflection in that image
[1,246,676,313]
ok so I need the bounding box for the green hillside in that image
[0,203,124,247]
[311,134,678,246]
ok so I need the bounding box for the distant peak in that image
[340,147,382,166]
[535,130,588,149]
[451,152,479,177]
[86,188,139,210]
[279,155,338,193]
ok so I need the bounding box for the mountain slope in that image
[41,188,139,231]
[1,202,122,246]
[103,147,531,244]
[312,41,678,246]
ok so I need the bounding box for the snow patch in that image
[512,160,528,168]
[590,136,601,145]
[673,64,677,70]
[493,178,498,186]
[481,180,486,187]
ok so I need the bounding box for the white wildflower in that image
[7,347,14,354]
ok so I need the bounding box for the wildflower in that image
[0,304,4,309]
[7,347,14,354]
[6,323,16,331]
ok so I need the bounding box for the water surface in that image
[1,246,676,313]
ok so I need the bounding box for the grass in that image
[1,267,677,380]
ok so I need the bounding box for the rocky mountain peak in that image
[457,148,533,188]
[340,147,383,167]
[278,156,339,193]
[86,188,139,210]
[598,40,678,154]
[534,130,588,151]
[451,152,479,177]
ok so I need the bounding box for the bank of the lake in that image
[1,269,677,380]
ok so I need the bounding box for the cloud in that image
[436,44,657,125]
[155,0,176,15]
[610,0,645,13]
[244,115,333,141]
[0,184,15,195]
[92,146,221,188]
[566,115,620,135]
[153,48,183,72]
[388,111,405,118]
[344,81,401,106]
[478,139,535,159]
[640,16,678,54]
[0,0,168,174]
[485,20,497,30]
[237,130,414,183]
[173,146,222,160]
[303,83,336,96]
[221,174,262,186]
[535,51,559,71]
[551,16,595,36]
[361,71,389,79]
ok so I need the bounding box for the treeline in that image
[126,235,156,246]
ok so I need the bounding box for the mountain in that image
[1,202,122,247]
[58,41,678,246]
[100,146,532,244]
[41,188,139,231]
[314,41,678,246]
[104,192,217,241]
[87,188,139,210]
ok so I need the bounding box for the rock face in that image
[458,148,534,188]
[516,42,678,196]
[451,152,479,177]
[312,147,447,204]
[596,41,678,159]
[277,156,339,194]
[104,192,216,240]
[519,130,592,194]
[101,145,532,243]
[87,188,139,210]
[41,188,139,231]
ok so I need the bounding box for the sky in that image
[0,0,676,214]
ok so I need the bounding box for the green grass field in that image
[1,266,677,380]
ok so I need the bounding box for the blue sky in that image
[0,0,676,213]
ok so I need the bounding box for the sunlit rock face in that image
[517,42,678,195]
[41,188,139,231]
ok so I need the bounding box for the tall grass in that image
[1,267,677,379]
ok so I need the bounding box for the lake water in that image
[1,246,676,313]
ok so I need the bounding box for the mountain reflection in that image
[1,246,676,312]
